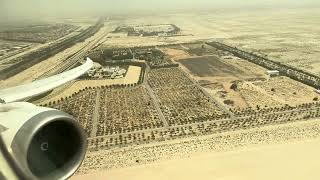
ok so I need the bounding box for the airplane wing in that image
[0,58,93,103]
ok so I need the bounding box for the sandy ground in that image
[236,76,320,108]
[74,138,320,180]
[3,9,320,87]
[101,36,195,48]
[73,118,320,180]
[203,83,249,109]
[253,76,320,105]
[172,54,269,109]
[173,53,319,109]
[105,9,320,74]
[39,66,141,104]
[239,81,284,108]
[160,47,192,60]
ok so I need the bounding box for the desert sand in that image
[73,118,320,180]
[104,9,320,75]
[74,139,320,180]
[2,8,320,180]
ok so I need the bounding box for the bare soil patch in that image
[180,56,247,77]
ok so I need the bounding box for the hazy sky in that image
[1,0,320,21]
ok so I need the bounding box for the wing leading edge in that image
[0,58,93,103]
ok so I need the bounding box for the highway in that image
[37,29,108,79]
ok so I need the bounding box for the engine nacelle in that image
[0,102,87,180]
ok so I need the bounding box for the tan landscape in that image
[73,118,320,180]
[105,9,320,74]
[72,10,320,179]
[1,4,320,180]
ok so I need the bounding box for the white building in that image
[266,70,280,77]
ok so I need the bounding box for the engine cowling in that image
[0,102,87,180]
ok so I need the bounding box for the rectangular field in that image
[180,56,247,77]
[148,68,229,126]
[97,86,164,136]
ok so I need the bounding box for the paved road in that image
[38,27,109,79]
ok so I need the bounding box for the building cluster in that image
[113,24,180,37]
[87,66,127,79]
[100,47,177,68]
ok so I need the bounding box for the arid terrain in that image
[1,7,320,180]
[104,9,320,74]
[73,119,320,180]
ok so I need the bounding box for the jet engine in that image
[0,102,87,180]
